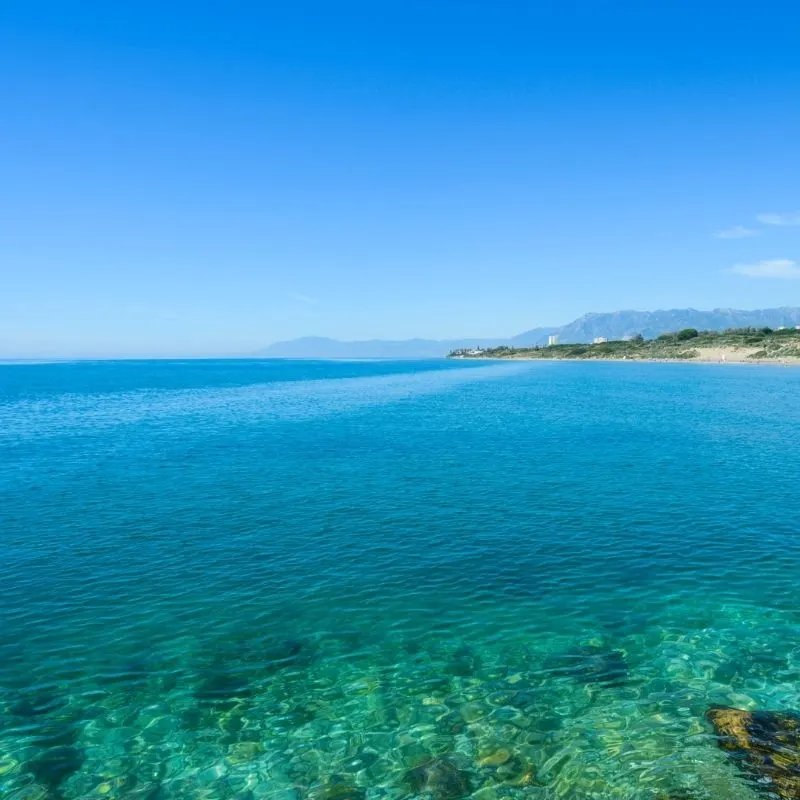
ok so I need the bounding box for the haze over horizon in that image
[2,1,800,358]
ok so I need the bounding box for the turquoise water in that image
[2,359,800,800]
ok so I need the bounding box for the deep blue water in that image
[2,358,800,800]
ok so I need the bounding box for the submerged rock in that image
[459,701,488,724]
[475,746,536,787]
[193,670,252,709]
[545,644,629,688]
[308,780,366,800]
[31,719,82,750]
[228,741,264,764]
[712,660,740,684]
[27,745,85,797]
[10,689,66,718]
[264,638,309,672]
[435,710,466,735]
[496,755,538,787]
[706,706,800,799]
[405,758,472,800]
[445,646,481,677]
[96,657,152,689]
[477,748,511,767]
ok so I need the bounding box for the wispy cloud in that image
[729,259,800,278]
[713,225,760,239]
[288,292,319,305]
[756,211,800,226]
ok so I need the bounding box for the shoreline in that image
[454,356,800,366]
[452,339,800,366]
[453,343,800,366]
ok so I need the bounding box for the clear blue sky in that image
[2,1,800,357]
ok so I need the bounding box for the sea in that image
[2,358,800,800]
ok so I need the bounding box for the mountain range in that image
[258,307,800,358]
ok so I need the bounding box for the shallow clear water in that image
[2,359,800,800]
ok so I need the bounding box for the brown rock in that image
[706,706,800,799]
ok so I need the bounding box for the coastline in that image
[456,355,800,366]
[452,344,800,366]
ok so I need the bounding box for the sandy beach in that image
[690,346,797,363]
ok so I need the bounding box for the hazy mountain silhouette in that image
[259,308,800,358]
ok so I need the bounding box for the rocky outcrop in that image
[707,706,800,799]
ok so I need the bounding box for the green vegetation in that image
[448,327,800,362]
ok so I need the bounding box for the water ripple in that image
[1,360,799,800]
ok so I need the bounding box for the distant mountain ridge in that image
[257,336,512,359]
[258,307,800,358]
[518,307,800,346]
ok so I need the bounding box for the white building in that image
[593,337,608,344]
[547,335,560,346]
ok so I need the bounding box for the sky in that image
[2,0,800,357]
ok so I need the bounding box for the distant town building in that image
[547,335,560,346]
[593,337,608,344]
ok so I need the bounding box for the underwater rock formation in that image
[545,644,629,688]
[193,669,253,709]
[263,638,310,672]
[308,779,366,800]
[445,645,482,677]
[477,748,537,787]
[405,758,473,800]
[27,744,85,798]
[9,688,66,718]
[707,706,800,799]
